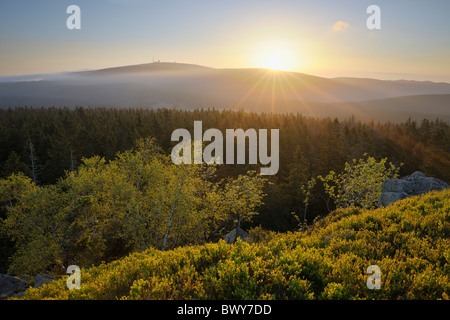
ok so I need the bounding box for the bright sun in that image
[255,42,299,71]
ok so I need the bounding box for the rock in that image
[381,179,410,193]
[224,216,250,244]
[34,274,56,288]
[379,171,448,207]
[0,274,31,299]
[400,171,448,194]
[378,192,409,207]
[224,227,249,244]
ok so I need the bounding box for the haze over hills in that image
[1,62,449,122]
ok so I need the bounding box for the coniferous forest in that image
[1,106,449,280]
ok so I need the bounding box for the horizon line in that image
[0,61,449,84]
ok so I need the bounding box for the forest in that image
[0,106,449,276]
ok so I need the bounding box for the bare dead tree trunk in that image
[162,208,175,252]
[70,149,76,172]
[302,204,307,232]
[29,138,40,184]
[161,172,187,251]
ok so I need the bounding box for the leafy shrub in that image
[0,139,267,275]
[15,189,450,300]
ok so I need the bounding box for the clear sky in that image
[1,0,450,81]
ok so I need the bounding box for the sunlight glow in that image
[254,41,301,72]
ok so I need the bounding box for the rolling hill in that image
[1,62,450,122]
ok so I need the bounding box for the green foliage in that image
[299,177,316,230]
[0,138,267,275]
[1,107,450,233]
[313,154,401,211]
[0,151,30,178]
[17,189,450,300]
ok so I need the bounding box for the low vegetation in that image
[17,189,449,300]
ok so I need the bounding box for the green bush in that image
[16,189,450,300]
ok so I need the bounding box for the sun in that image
[261,51,290,71]
[254,42,300,72]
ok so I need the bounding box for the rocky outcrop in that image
[224,217,249,244]
[378,171,448,207]
[224,227,249,244]
[0,273,58,299]
[0,274,31,299]
[34,274,56,288]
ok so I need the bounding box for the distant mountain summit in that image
[1,62,450,122]
[81,62,213,76]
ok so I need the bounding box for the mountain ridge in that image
[3,61,449,85]
[1,62,449,123]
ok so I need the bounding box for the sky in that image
[1,0,450,82]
